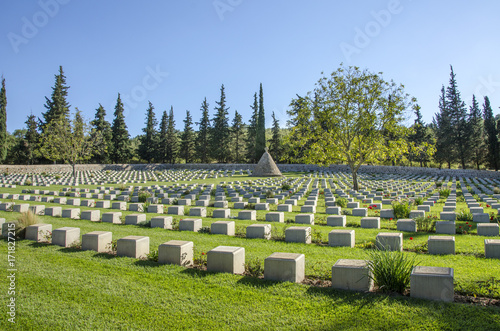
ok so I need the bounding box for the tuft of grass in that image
[336,197,347,208]
[415,216,436,232]
[367,249,419,294]
[14,210,39,238]
[439,188,451,198]
[244,257,264,277]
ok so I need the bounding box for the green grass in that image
[1,176,500,329]
[1,240,499,330]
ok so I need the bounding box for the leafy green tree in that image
[195,98,211,163]
[287,65,413,190]
[40,109,99,177]
[138,101,158,163]
[483,96,499,171]
[111,93,131,163]
[231,110,245,163]
[165,106,179,164]
[42,66,70,131]
[245,93,258,162]
[268,111,283,162]
[0,76,7,163]
[468,95,484,170]
[90,104,112,164]
[255,83,266,159]
[210,84,231,162]
[432,86,453,168]
[157,110,168,163]
[445,66,471,169]
[180,110,196,163]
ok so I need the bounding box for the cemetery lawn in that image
[1,213,499,330]
[1,239,499,330]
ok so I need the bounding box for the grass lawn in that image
[0,174,500,330]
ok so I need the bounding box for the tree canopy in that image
[286,65,414,190]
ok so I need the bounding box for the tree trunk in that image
[352,171,358,191]
[72,163,76,178]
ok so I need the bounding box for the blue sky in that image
[1,0,499,137]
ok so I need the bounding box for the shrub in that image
[494,187,500,195]
[435,181,443,188]
[265,190,275,199]
[414,197,424,206]
[271,224,288,241]
[281,184,291,191]
[25,179,32,186]
[391,200,411,219]
[235,225,246,237]
[367,249,419,294]
[376,188,384,192]
[138,190,152,203]
[194,251,207,267]
[55,175,61,180]
[341,210,352,216]
[14,211,39,238]
[106,240,118,253]
[336,197,348,208]
[146,250,159,262]
[439,188,451,198]
[210,189,216,196]
[311,228,322,244]
[415,216,436,233]
[198,226,211,234]
[244,257,264,277]
[456,210,473,223]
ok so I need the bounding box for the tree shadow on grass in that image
[134,259,162,268]
[236,275,280,289]
[59,247,82,253]
[180,267,216,278]
[92,252,116,259]
[28,241,52,248]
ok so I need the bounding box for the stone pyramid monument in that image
[252,148,282,177]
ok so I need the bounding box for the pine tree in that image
[245,93,258,162]
[468,95,484,170]
[195,98,211,163]
[231,110,245,163]
[138,101,158,163]
[445,66,470,169]
[90,104,112,164]
[157,110,169,163]
[483,96,500,171]
[433,86,453,168]
[255,83,266,159]
[180,110,196,163]
[269,111,283,162]
[0,76,7,163]
[42,66,70,131]
[210,84,231,162]
[165,106,179,164]
[111,93,131,163]
[23,114,40,165]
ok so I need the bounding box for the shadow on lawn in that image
[236,275,279,288]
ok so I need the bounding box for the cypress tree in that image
[90,104,112,164]
[433,86,453,168]
[0,76,6,163]
[111,93,131,163]
[483,96,499,171]
[195,98,211,163]
[23,114,40,165]
[210,84,231,162]
[138,101,158,163]
[231,110,245,163]
[245,93,258,162]
[42,66,70,131]
[468,95,484,170]
[157,110,168,163]
[255,83,266,159]
[269,111,283,162]
[180,110,196,163]
[445,66,470,169]
[165,106,179,164]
